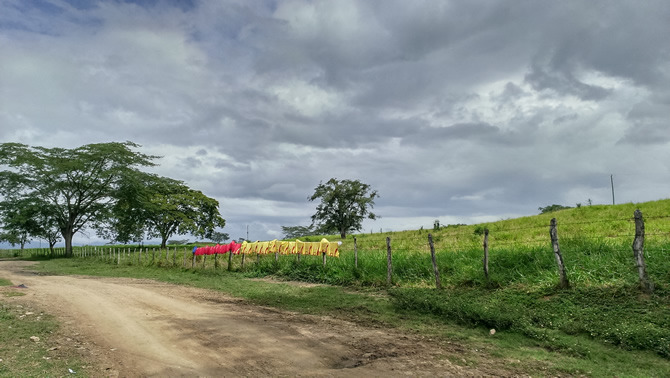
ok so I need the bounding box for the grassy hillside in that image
[19,199,670,360]
[245,199,670,358]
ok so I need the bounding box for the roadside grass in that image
[33,258,670,377]
[0,279,84,377]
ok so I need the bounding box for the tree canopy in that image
[308,178,379,239]
[0,142,226,255]
[102,173,226,248]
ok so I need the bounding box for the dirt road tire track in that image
[1,260,515,377]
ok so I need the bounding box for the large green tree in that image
[0,142,157,257]
[308,178,379,239]
[104,174,226,248]
[0,197,61,255]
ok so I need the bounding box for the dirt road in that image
[0,260,511,377]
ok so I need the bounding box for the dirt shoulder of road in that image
[1,260,525,377]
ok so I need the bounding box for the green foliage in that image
[168,239,190,245]
[309,178,379,239]
[280,224,327,239]
[208,231,229,244]
[100,173,226,248]
[538,204,572,214]
[0,141,158,256]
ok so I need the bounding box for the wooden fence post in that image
[386,237,392,286]
[117,248,120,265]
[428,234,441,289]
[183,247,187,267]
[173,247,176,266]
[633,210,654,293]
[275,251,279,262]
[483,229,490,281]
[241,251,246,268]
[322,250,327,267]
[354,237,358,269]
[549,218,570,289]
[203,254,207,269]
[152,248,155,265]
[191,251,195,268]
[228,250,233,271]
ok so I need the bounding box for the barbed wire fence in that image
[3,210,668,294]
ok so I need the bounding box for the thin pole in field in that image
[549,218,569,289]
[354,237,358,269]
[428,234,441,289]
[483,229,490,281]
[386,237,392,286]
[633,210,653,293]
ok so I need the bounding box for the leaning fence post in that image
[354,237,358,269]
[633,210,654,294]
[386,237,393,286]
[483,229,490,281]
[549,218,570,289]
[428,234,441,289]
[228,249,233,271]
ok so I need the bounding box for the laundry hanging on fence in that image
[192,240,241,256]
[194,238,339,258]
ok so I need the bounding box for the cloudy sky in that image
[1,0,669,246]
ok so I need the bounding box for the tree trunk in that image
[49,242,56,257]
[340,228,346,239]
[63,231,74,257]
[160,237,167,249]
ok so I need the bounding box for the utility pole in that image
[246,225,249,241]
[611,174,616,205]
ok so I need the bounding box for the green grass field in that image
[14,199,670,370]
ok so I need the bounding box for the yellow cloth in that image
[240,241,249,255]
[311,242,322,256]
[295,239,305,255]
[288,241,296,254]
[279,241,290,255]
[268,239,278,254]
[328,242,340,257]
[259,241,269,254]
[319,238,329,254]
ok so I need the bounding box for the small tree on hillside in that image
[308,178,379,239]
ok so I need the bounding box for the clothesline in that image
[193,238,341,258]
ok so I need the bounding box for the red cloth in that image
[230,241,240,254]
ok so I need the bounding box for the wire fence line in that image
[2,210,668,292]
